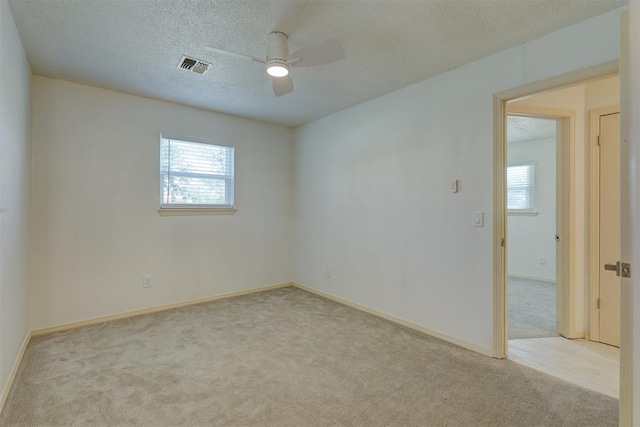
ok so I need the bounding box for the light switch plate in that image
[472,211,484,227]
[450,179,459,193]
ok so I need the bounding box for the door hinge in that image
[501,238,505,247]
[597,135,601,146]
[597,298,600,309]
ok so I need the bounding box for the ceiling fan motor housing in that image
[266,32,289,76]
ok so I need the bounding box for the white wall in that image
[0,0,31,397]
[585,75,620,111]
[507,136,556,282]
[292,9,622,353]
[30,77,293,330]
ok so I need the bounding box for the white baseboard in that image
[0,332,31,415]
[292,283,493,357]
[508,274,556,284]
[564,332,586,340]
[31,282,292,337]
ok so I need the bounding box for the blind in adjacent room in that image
[160,137,234,208]
[507,162,535,211]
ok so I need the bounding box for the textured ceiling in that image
[507,116,556,143]
[9,0,626,128]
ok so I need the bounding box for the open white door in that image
[618,8,637,426]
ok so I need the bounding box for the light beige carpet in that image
[1,287,617,426]
[508,276,557,339]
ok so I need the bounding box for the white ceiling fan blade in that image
[288,38,345,68]
[273,75,294,97]
[204,46,266,64]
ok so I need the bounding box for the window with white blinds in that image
[507,162,535,211]
[160,137,234,208]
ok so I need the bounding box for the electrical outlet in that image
[143,275,152,288]
[325,266,331,278]
[539,256,546,265]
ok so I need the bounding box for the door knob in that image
[604,261,631,278]
[621,264,631,278]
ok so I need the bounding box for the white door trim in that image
[618,8,634,426]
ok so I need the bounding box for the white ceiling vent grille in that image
[178,56,211,75]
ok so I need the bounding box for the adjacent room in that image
[507,114,558,341]
[1,0,638,425]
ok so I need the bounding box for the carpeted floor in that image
[508,276,557,340]
[1,287,616,426]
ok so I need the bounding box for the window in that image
[160,136,234,210]
[507,162,535,211]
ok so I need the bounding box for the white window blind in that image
[507,162,535,211]
[160,137,234,208]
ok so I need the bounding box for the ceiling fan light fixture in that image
[266,61,289,77]
[205,31,344,97]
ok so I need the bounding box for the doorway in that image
[494,71,622,398]
[505,114,559,341]
[503,103,572,341]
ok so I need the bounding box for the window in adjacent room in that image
[507,162,535,212]
[160,136,234,211]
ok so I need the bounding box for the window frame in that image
[158,134,236,216]
[506,161,537,215]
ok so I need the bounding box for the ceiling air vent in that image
[178,56,211,75]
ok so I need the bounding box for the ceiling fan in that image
[205,32,345,97]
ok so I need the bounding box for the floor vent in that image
[178,56,211,75]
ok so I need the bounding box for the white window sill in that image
[158,208,237,216]
[508,210,538,216]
